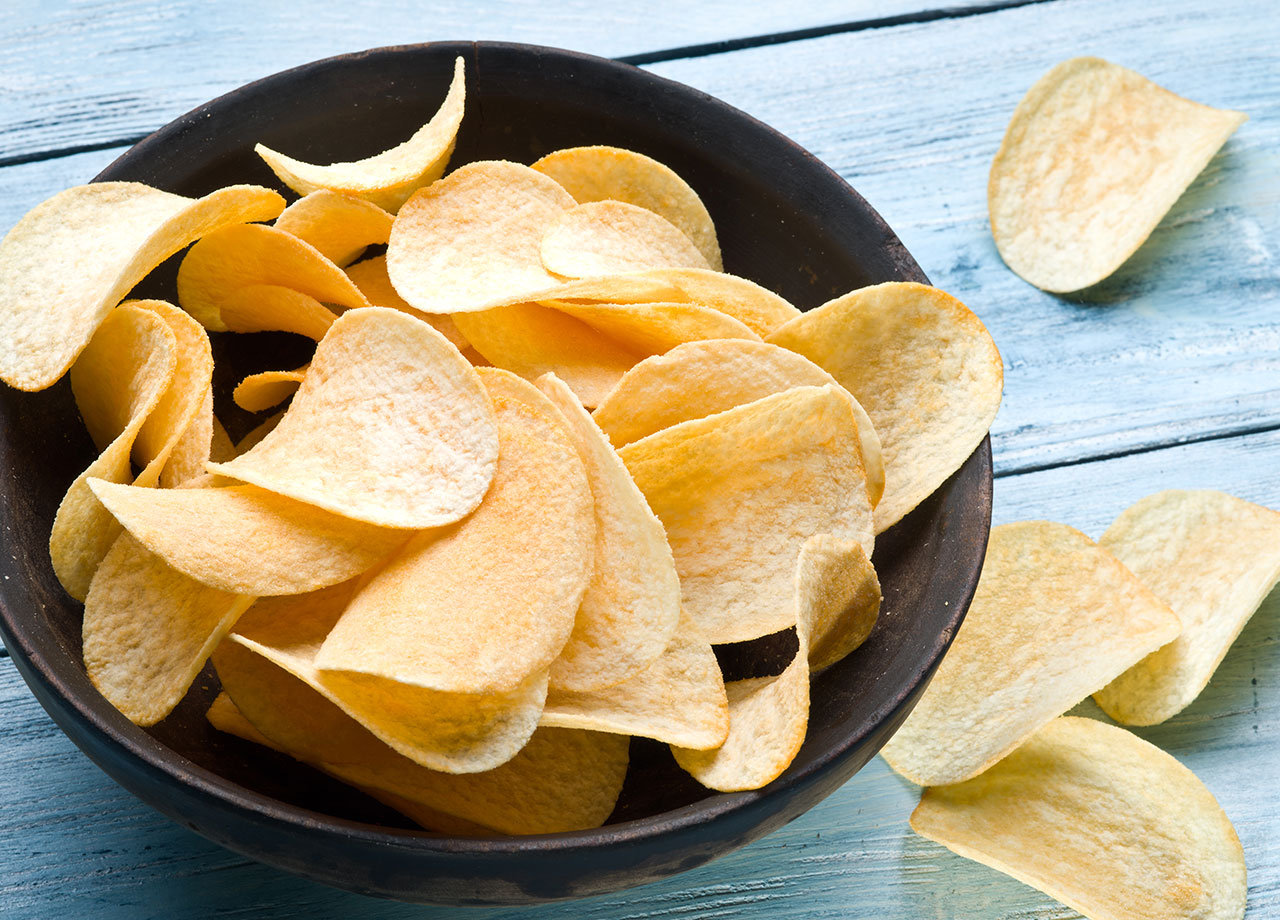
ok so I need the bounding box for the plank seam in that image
[0,137,147,170]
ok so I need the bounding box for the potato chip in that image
[163,387,217,488]
[911,716,1247,920]
[539,299,758,354]
[799,533,881,673]
[345,254,468,350]
[216,285,337,340]
[315,368,594,694]
[209,307,498,529]
[83,532,254,725]
[232,366,307,413]
[255,56,466,213]
[881,521,1179,786]
[618,385,872,644]
[88,478,410,595]
[177,223,367,333]
[0,182,282,391]
[1094,490,1280,726]
[766,282,1002,533]
[990,57,1247,293]
[543,610,728,749]
[386,160,575,314]
[273,189,392,266]
[535,373,680,691]
[593,339,884,507]
[214,638,628,834]
[540,201,710,278]
[532,145,723,270]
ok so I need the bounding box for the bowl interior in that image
[0,40,990,893]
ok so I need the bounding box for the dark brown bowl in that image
[0,41,991,905]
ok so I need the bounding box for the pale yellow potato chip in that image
[162,387,217,487]
[209,307,498,529]
[535,373,680,691]
[227,586,548,773]
[216,285,337,340]
[452,303,641,408]
[315,368,594,694]
[214,639,628,834]
[539,299,758,355]
[345,254,468,349]
[767,282,1002,533]
[88,478,410,596]
[386,160,575,314]
[618,385,872,644]
[543,610,728,749]
[540,201,710,278]
[1094,490,1280,726]
[799,533,881,673]
[532,145,723,270]
[273,189,392,267]
[477,272,682,310]
[83,532,254,725]
[232,366,307,413]
[990,57,1247,293]
[176,223,367,332]
[255,56,466,213]
[911,716,1247,920]
[880,521,1180,787]
[0,182,282,391]
[593,339,884,507]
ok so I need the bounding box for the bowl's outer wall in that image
[0,42,992,904]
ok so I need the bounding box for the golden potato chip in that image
[543,610,728,749]
[540,201,710,278]
[766,282,1002,533]
[386,160,575,314]
[209,307,498,529]
[177,223,367,333]
[880,521,1180,787]
[0,182,282,391]
[593,339,884,507]
[1094,490,1280,726]
[162,388,217,487]
[88,478,410,596]
[532,145,723,270]
[227,586,548,773]
[618,385,872,644]
[235,409,285,455]
[539,299,758,354]
[345,254,468,350]
[273,189,392,266]
[255,56,465,212]
[990,57,1247,293]
[315,368,594,694]
[83,531,254,725]
[232,366,307,413]
[214,638,628,834]
[535,373,680,691]
[799,533,881,673]
[216,285,336,340]
[911,716,1247,920]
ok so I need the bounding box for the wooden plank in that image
[0,0,1007,163]
[649,0,1280,475]
[3,428,1277,915]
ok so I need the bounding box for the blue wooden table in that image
[2,1,1277,917]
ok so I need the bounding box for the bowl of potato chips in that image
[0,42,999,903]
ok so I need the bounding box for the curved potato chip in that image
[217,284,336,340]
[387,160,575,314]
[767,282,1002,533]
[210,307,498,529]
[618,385,872,644]
[315,368,594,694]
[177,223,367,332]
[990,57,1247,293]
[214,639,628,834]
[233,366,307,413]
[0,182,283,391]
[593,339,884,507]
[535,373,680,691]
[235,409,285,455]
[88,478,409,596]
[540,299,758,355]
[911,716,1247,920]
[800,533,881,674]
[540,201,710,278]
[255,56,465,213]
[532,145,723,270]
[881,521,1180,787]
[274,189,392,266]
[345,254,468,350]
[1094,490,1280,726]
[163,388,217,488]
[84,531,254,725]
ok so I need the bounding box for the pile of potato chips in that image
[0,57,1004,835]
